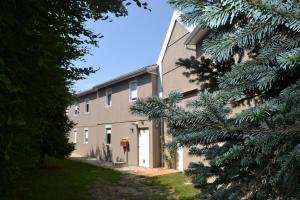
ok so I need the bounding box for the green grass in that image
[3,158,199,200]
[149,173,198,200]
[5,158,122,200]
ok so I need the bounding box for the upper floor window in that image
[129,80,138,101]
[106,88,112,107]
[84,128,88,144]
[105,128,111,145]
[74,103,79,115]
[73,129,77,143]
[85,98,90,113]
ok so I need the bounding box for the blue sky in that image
[73,1,173,92]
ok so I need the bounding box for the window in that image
[73,129,77,143]
[106,88,112,107]
[105,128,111,145]
[84,128,88,144]
[129,80,138,101]
[85,98,90,113]
[74,103,79,115]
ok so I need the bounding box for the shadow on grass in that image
[3,158,198,200]
[3,157,122,200]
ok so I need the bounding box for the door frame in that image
[138,128,150,167]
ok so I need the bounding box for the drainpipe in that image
[160,117,165,168]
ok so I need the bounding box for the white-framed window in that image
[105,88,112,107]
[73,129,77,143]
[74,103,80,115]
[105,128,111,145]
[85,98,90,113]
[84,128,88,144]
[129,80,138,101]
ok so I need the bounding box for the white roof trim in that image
[156,11,195,98]
[156,11,195,66]
[156,11,181,66]
[156,11,180,98]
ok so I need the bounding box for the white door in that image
[138,129,150,167]
[177,146,184,171]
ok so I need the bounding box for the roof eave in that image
[184,27,209,45]
[77,88,97,97]
[77,64,157,97]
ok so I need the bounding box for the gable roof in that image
[156,11,181,66]
[184,26,209,45]
[77,64,157,97]
[156,11,195,66]
[156,11,195,97]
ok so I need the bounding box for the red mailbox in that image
[120,138,129,149]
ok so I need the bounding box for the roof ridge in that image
[77,64,157,97]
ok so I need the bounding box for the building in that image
[156,12,209,171]
[68,11,212,170]
[68,65,161,168]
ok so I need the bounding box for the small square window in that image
[106,88,112,107]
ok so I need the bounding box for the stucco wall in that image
[68,71,161,168]
[162,22,199,99]
[162,91,205,170]
[160,20,255,170]
[69,73,154,125]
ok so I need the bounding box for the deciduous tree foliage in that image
[0,0,148,190]
[131,0,300,199]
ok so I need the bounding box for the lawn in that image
[149,173,199,200]
[3,158,198,200]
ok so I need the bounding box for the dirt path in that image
[71,157,181,199]
[84,172,177,200]
[117,166,178,177]
[70,157,178,177]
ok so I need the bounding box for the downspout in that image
[157,63,165,167]
[160,117,165,167]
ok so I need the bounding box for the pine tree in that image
[0,0,149,190]
[131,1,300,199]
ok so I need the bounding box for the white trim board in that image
[156,11,181,67]
[156,11,195,98]
[156,11,180,98]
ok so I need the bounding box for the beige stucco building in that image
[68,11,213,170]
[156,12,210,170]
[68,65,161,168]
